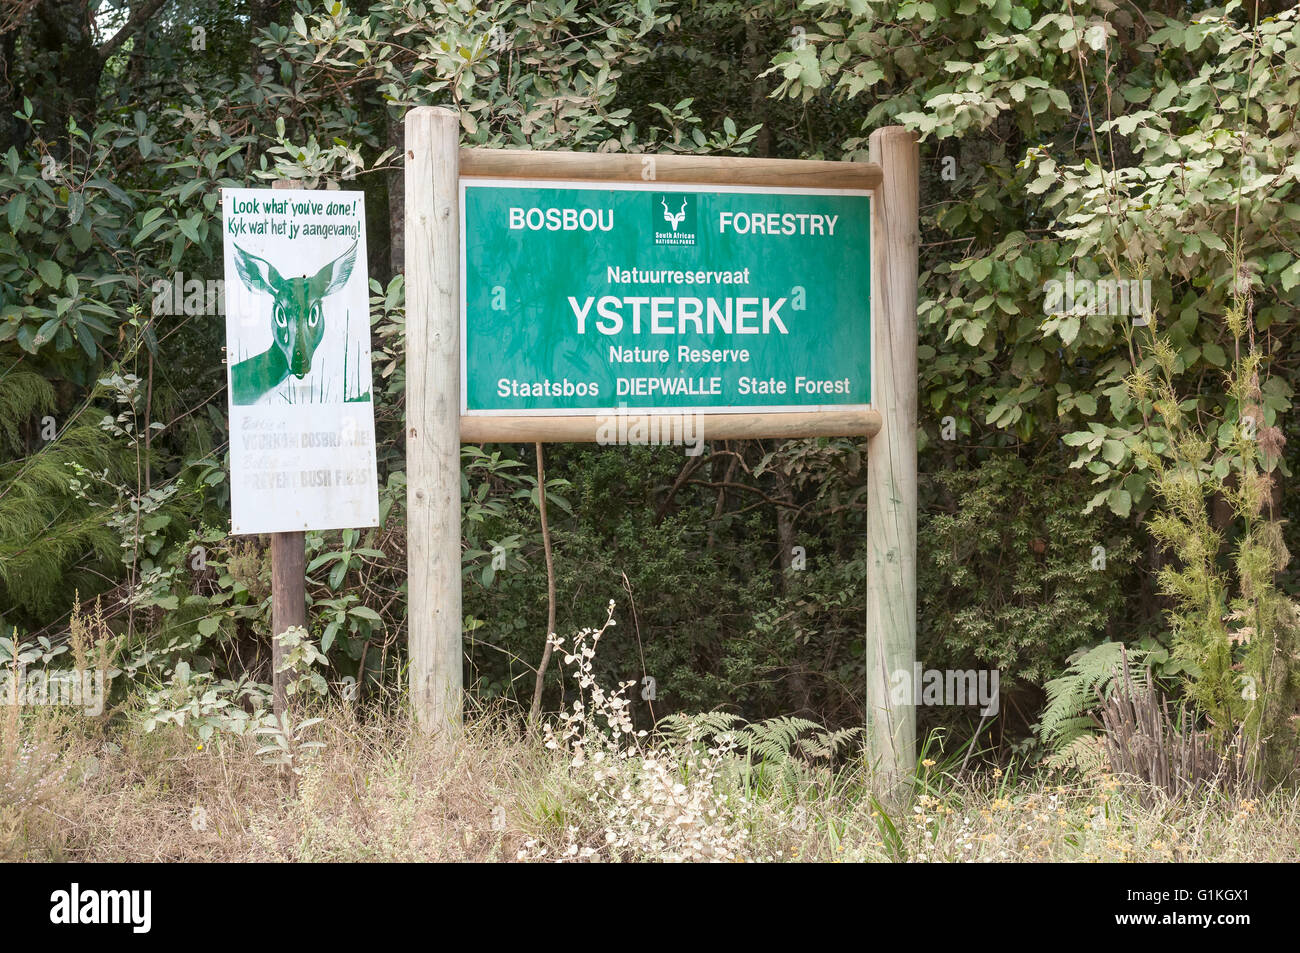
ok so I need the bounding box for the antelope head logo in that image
[229,240,358,404]
[661,197,688,232]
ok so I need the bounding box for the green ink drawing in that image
[229,240,358,404]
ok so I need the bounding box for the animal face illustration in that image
[661,197,687,232]
[231,240,357,379]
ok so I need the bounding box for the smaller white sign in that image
[222,187,378,534]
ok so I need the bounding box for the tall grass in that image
[3,697,1296,863]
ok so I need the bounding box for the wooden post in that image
[404,107,463,731]
[270,532,304,716]
[865,127,919,793]
[269,178,304,719]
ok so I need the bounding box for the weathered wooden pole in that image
[269,532,304,716]
[269,177,305,719]
[404,107,463,731]
[865,127,919,793]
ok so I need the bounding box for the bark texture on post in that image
[865,127,919,795]
[270,530,305,716]
[268,178,305,719]
[404,107,463,732]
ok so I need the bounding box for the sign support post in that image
[269,532,304,716]
[865,127,919,792]
[405,106,463,732]
[268,177,305,719]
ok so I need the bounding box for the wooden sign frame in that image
[404,107,917,786]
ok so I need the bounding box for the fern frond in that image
[741,715,822,763]
[1046,734,1107,777]
[796,725,862,760]
[1039,642,1148,749]
[656,712,860,765]
[656,711,744,744]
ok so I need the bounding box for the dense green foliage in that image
[1,0,1296,769]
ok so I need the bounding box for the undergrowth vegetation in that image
[4,1,1300,862]
[4,602,1297,863]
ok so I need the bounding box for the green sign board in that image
[460,180,871,415]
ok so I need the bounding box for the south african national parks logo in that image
[652,192,696,246]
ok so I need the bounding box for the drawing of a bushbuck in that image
[229,240,358,404]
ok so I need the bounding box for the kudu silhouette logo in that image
[651,193,695,245]
[228,240,358,404]
[661,196,687,231]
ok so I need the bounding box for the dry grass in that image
[5,701,1299,863]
